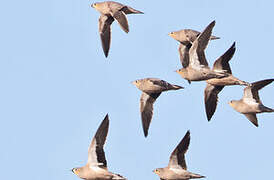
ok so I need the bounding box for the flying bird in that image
[153,131,205,180]
[132,78,184,137]
[229,79,274,127]
[204,42,250,121]
[169,29,219,67]
[91,1,143,57]
[175,21,228,83]
[72,114,126,180]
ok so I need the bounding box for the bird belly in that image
[186,68,215,81]
[84,168,113,180]
[206,75,243,86]
[236,102,260,114]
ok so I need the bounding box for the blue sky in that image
[1,0,274,179]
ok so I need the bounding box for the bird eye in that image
[135,80,138,83]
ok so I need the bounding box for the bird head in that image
[175,68,187,79]
[168,32,176,39]
[91,3,98,8]
[71,168,81,176]
[228,100,236,108]
[131,80,140,86]
[153,168,162,175]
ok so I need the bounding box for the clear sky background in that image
[1,0,274,179]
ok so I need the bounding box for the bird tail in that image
[123,6,144,14]
[113,173,127,180]
[238,80,250,86]
[170,84,184,90]
[210,35,220,40]
[262,106,274,112]
[189,173,206,179]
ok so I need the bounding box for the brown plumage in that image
[175,21,228,83]
[204,42,249,121]
[72,114,126,180]
[132,78,183,137]
[229,79,274,127]
[92,1,143,57]
[153,131,205,180]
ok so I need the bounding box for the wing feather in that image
[168,131,190,170]
[87,114,109,169]
[140,92,161,137]
[99,15,114,57]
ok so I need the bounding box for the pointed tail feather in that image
[171,84,184,90]
[190,173,206,179]
[238,80,250,86]
[113,174,127,180]
[210,35,220,40]
[123,6,144,14]
[263,106,274,112]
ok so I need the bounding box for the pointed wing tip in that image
[206,109,214,122]
[103,114,110,124]
[143,130,148,137]
[253,122,259,127]
[185,130,191,137]
[103,49,109,58]
[209,20,216,26]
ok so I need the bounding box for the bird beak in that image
[91,4,95,8]
[168,32,175,38]
[71,169,74,173]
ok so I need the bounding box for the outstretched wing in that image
[87,114,109,169]
[168,131,190,170]
[178,43,191,68]
[113,11,129,33]
[213,42,236,74]
[243,79,274,103]
[140,92,161,137]
[204,84,224,121]
[99,15,114,57]
[189,20,216,68]
[244,113,258,127]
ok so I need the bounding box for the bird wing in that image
[99,15,114,57]
[244,113,258,127]
[243,79,274,103]
[112,10,129,33]
[149,78,183,91]
[121,6,144,14]
[168,131,190,170]
[189,21,216,68]
[178,43,191,68]
[204,84,224,121]
[140,92,161,137]
[212,42,236,74]
[87,114,109,169]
